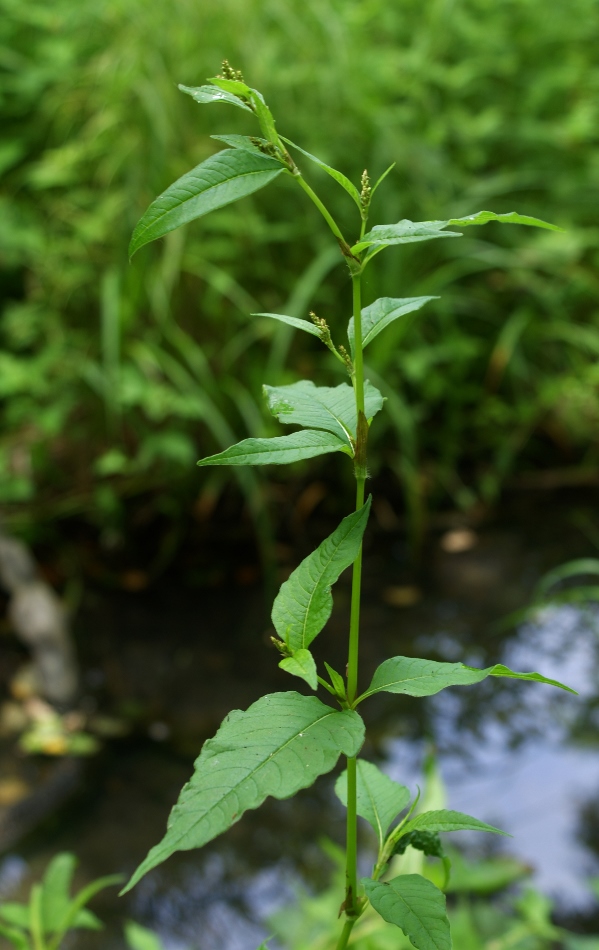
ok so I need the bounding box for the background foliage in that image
[2,0,599,536]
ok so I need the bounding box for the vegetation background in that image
[1,0,599,548]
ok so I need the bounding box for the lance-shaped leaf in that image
[197,430,352,467]
[129,149,284,257]
[279,649,318,690]
[264,380,384,448]
[272,499,371,652]
[281,137,361,209]
[348,297,438,353]
[122,692,364,892]
[357,656,576,703]
[353,209,562,254]
[444,210,564,231]
[335,761,410,850]
[363,874,451,950]
[398,809,507,839]
[254,312,323,338]
[179,83,254,113]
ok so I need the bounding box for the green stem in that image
[294,174,348,248]
[342,269,368,929]
[345,753,359,919]
[351,274,365,420]
[335,917,357,950]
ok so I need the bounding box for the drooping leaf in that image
[197,430,352,467]
[348,297,438,353]
[353,209,562,254]
[357,656,576,702]
[122,692,364,892]
[125,921,165,950]
[281,137,361,209]
[178,83,254,113]
[279,649,318,690]
[398,809,507,840]
[445,210,563,231]
[129,150,284,257]
[272,499,371,652]
[210,134,271,155]
[263,380,384,448]
[335,760,410,849]
[363,874,451,950]
[253,312,323,338]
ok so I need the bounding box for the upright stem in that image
[294,174,347,246]
[342,270,367,931]
[335,917,357,950]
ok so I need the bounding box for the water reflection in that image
[2,510,599,945]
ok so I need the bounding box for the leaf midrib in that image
[168,707,343,847]
[134,162,281,245]
[297,517,362,648]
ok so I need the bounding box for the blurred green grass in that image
[1,0,599,538]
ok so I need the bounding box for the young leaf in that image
[211,134,271,155]
[371,163,396,197]
[399,809,507,839]
[179,83,254,113]
[271,499,371,652]
[125,921,165,950]
[363,874,451,950]
[348,297,438,353]
[197,430,352,467]
[324,662,346,700]
[335,760,411,850]
[122,692,364,892]
[357,656,576,702]
[281,137,361,210]
[254,312,323,338]
[129,150,284,257]
[279,649,318,690]
[264,380,384,447]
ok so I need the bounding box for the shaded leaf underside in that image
[123,692,364,892]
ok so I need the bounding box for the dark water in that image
[1,492,599,947]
